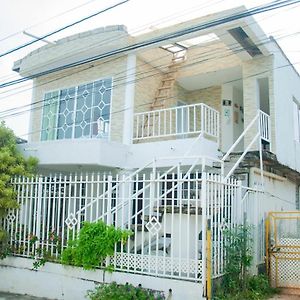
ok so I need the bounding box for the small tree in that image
[215,224,277,300]
[222,224,253,292]
[0,122,38,257]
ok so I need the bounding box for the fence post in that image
[206,219,212,300]
[236,180,243,225]
[105,175,113,268]
[201,172,207,297]
[107,175,113,226]
[35,176,43,252]
[265,214,270,276]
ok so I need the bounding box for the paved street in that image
[0,292,49,300]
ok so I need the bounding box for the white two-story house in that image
[2,6,300,300]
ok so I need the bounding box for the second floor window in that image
[41,78,112,141]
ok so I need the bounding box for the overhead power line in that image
[0,0,100,44]
[11,59,300,140]
[0,0,224,82]
[0,0,130,59]
[0,0,299,90]
[0,25,299,120]
[0,1,296,101]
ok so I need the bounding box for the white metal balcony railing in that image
[133,103,219,142]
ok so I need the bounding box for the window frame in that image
[40,77,113,141]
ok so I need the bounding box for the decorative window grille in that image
[41,78,112,141]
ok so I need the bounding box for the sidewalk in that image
[0,292,49,300]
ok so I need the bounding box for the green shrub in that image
[87,282,165,300]
[61,221,132,270]
[214,225,277,300]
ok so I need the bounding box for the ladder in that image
[151,48,187,110]
[138,46,187,139]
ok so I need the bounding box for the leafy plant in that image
[87,282,165,300]
[61,221,132,270]
[214,224,277,300]
[32,257,47,270]
[0,122,38,258]
[222,224,253,291]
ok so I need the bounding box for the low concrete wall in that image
[0,257,204,300]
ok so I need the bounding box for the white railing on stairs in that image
[259,110,271,143]
[133,103,219,142]
[222,110,271,179]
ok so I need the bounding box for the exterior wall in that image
[242,55,275,151]
[0,257,204,300]
[250,168,297,212]
[248,168,298,269]
[221,84,244,152]
[134,57,163,113]
[273,48,300,172]
[29,56,128,143]
[178,42,242,78]
[185,86,221,112]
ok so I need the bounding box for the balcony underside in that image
[19,135,219,172]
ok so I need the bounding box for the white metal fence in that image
[5,170,240,283]
[133,103,219,142]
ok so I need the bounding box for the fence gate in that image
[266,211,300,289]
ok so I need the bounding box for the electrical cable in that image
[1,0,299,89]
[0,0,130,59]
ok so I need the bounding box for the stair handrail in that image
[222,111,260,163]
[222,110,269,180]
[95,156,203,225]
[74,158,155,218]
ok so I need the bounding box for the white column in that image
[221,84,234,152]
[123,54,136,145]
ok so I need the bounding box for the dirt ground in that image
[269,289,300,299]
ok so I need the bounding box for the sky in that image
[0,0,300,138]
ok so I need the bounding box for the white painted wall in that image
[221,84,234,152]
[273,46,300,172]
[0,257,204,300]
[250,168,297,213]
[232,87,244,151]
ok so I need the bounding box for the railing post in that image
[258,111,264,188]
[206,219,212,300]
[236,180,243,225]
[201,172,207,297]
[35,176,43,252]
[106,175,113,268]
[201,104,205,134]
[107,175,113,225]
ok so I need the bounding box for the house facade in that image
[1,6,300,300]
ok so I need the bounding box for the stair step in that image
[153,205,203,215]
[130,224,149,232]
[143,214,163,223]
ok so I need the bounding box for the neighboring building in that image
[1,6,300,300]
